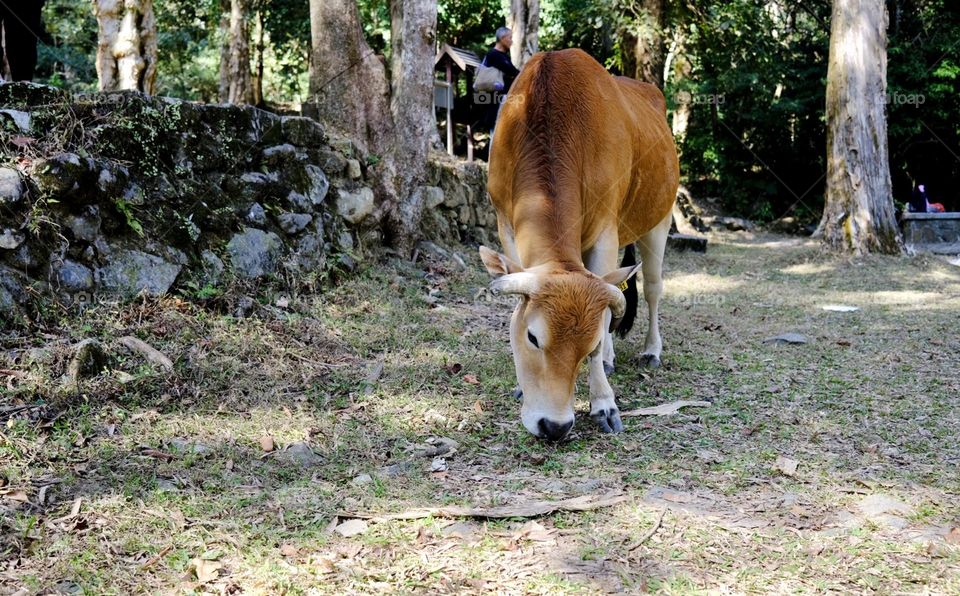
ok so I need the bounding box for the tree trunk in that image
[220,0,253,104]
[620,0,664,87]
[509,0,539,69]
[818,0,902,254]
[93,0,157,93]
[308,0,437,251]
[253,9,265,106]
[384,0,438,245]
[666,25,690,143]
[218,0,230,102]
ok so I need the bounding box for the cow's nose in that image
[537,418,573,441]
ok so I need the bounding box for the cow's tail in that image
[615,244,639,339]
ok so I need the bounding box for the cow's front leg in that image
[588,318,623,433]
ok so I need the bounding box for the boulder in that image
[226,227,283,278]
[96,249,182,297]
[32,152,89,196]
[65,207,101,242]
[336,187,375,224]
[281,116,326,147]
[304,165,329,205]
[346,159,362,180]
[198,250,224,287]
[0,167,24,205]
[0,228,24,250]
[277,212,312,235]
[55,259,94,291]
[246,202,267,226]
[0,109,30,133]
[420,186,445,209]
[261,144,299,168]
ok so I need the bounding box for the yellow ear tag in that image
[618,279,629,292]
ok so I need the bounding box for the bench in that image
[900,211,960,254]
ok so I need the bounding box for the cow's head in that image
[479,246,640,440]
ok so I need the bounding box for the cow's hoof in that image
[512,386,523,401]
[637,353,661,369]
[591,408,623,434]
[603,361,615,376]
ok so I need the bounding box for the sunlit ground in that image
[1,231,958,593]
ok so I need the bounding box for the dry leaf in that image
[946,527,960,544]
[259,435,275,452]
[1,489,29,503]
[191,558,223,584]
[443,363,463,375]
[279,543,299,557]
[620,400,711,417]
[335,519,369,537]
[515,520,555,542]
[473,400,484,414]
[462,374,480,385]
[774,456,799,477]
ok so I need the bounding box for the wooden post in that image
[446,61,454,155]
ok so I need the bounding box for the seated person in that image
[909,183,945,213]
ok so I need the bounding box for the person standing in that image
[481,27,521,137]
[0,0,46,82]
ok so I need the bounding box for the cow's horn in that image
[489,272,540,296]
[607,284,627,320]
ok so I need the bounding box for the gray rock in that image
[226,227,283,278]
[420,186,445,209]
[336,187,375,224]
[246,202,267,225]
[316,149,347,176]
[281,116,326,147]
[277,212,312,234]
[32,152,88,196]
[0,109,30,132]
[5,242,43,270]
[65,207,101,242]
[338,231,354,252]
[96,249,182,297]
[261,144,298,167]
[0,228,24,250]
[304,165,329,205]
[199,250,224,286]
[55,259,94,291]
[346,159,362,180]
[285,191,311,212]
[276,442,322,466]
[352,473,373,486]
[293,232,327,271]
[0,167,24,204]
[0,267,25,312]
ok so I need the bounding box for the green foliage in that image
[677,1,831,221]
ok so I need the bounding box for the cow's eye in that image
[527,331,540,348]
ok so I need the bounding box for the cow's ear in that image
[601,261,643,288]
[479,245,523,277]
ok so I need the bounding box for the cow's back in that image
[488,49,678,252]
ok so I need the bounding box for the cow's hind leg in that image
[584,229,623,433]
[636,211,672,368]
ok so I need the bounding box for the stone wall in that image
[901,212,960,255]
[0,82,494,322]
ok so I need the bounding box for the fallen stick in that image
[628,508,666,551]
[140,544,173,569]
[119,336,174,372]
[340,492,628,521]
[620,400,711,417]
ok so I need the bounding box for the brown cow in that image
[479,48,679,440]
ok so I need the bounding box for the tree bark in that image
[620,0,664,87]
[818,0,902,254]
[308,0,437,251]
[219,0,253,104]
[93,0,157,94]
[509,0,540,69]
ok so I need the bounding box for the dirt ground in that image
[1,231,959,594]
